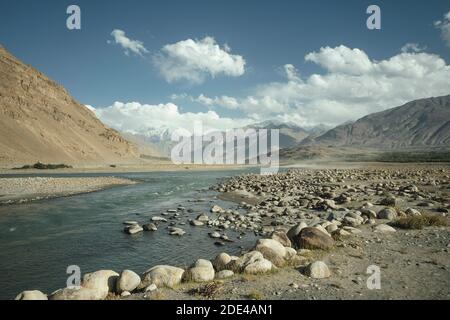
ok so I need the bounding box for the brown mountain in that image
[0,46,140,166]
[302,95,450,149]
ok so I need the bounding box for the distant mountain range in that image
[1,45,449,167]
[301,95,450,149]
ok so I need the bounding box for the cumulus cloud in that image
[153,37,246,84]
[109,29,148,56]
[194,45,450,126]
[94,101,252,135]
[400,43,425,53]
[435,11,450,47]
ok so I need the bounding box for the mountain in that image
[302,95,450,149]
[0,46,139,166]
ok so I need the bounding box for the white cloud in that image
[109,29,148,56]
[153,37,246,84]
[94,101,253,135]
[194,46,450,126]
[400,43,425,53]
[435,11,450,47]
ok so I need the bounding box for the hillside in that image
[0,46,139,166]
[303,95,450,149]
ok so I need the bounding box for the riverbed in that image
[0,169,257,299]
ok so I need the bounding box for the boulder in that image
[287,222,308,242]
[196,213,209,222]
[185,259,215,282]
[211,205,223,213]
[213,252,232,271]
[82,270,119,299]
[254,238,287,267]
[216,270,234,279]
[373,224,397,233]
[380,196,397,206]
[377,208,397,220]
[168,227,186,236]
[116,269,141,293]
[190,220,204,226]
[271,230,292,247]
[228,251,273,274]
[140,265,185,288]
[293,227,334,250]
[304,261,331,279]
[151,216,167,222]
[143,223,157,231]
[124,225,143,235]
[15,290,47,300]
[49,286,105,300]
[405,208,421,216]
[244,259,273,274]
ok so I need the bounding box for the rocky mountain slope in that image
[303,95,450,149]
[0,46,139,166]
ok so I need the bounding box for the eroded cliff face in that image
[0,46,139,166]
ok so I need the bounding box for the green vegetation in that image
[391,214,448,230]
[13,162,72,170]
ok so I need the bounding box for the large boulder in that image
[287,222,308,242]
[304,261,331,279]
[254,238,287,267]
[373,224,397,233]
[81,270,119,299]
[270,230,292,247]
[293,227,334,250]
[213,252,232,271]
[15,290,47,300]
[140,265,185,288]
[116,269,141,293]
[377,208,397,220]
[228,251,273,274]
[184,259,215,282]
[49,286,105,300]
[244,259,273,274]
[216,270,234,279]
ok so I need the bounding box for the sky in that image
[1,0,450,133]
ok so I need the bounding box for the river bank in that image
[0,176,137,205]
[13,164,450,300]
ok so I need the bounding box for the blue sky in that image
[1,0,450,132]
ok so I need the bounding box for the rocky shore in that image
[14,165,450,300]
[0,176,137,205]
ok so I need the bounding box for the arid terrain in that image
[15,163,450,300]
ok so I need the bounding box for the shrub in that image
[391,214,448,230]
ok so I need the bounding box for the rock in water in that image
[124,225,143,235]
[211,205,223,213]
[143,223,157,231]
[293,227,334,250]
[116,269,141,293]
[140,265,185,288]
[185,259,215,282]
[305,261,331,279]
[15,290,47,300]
